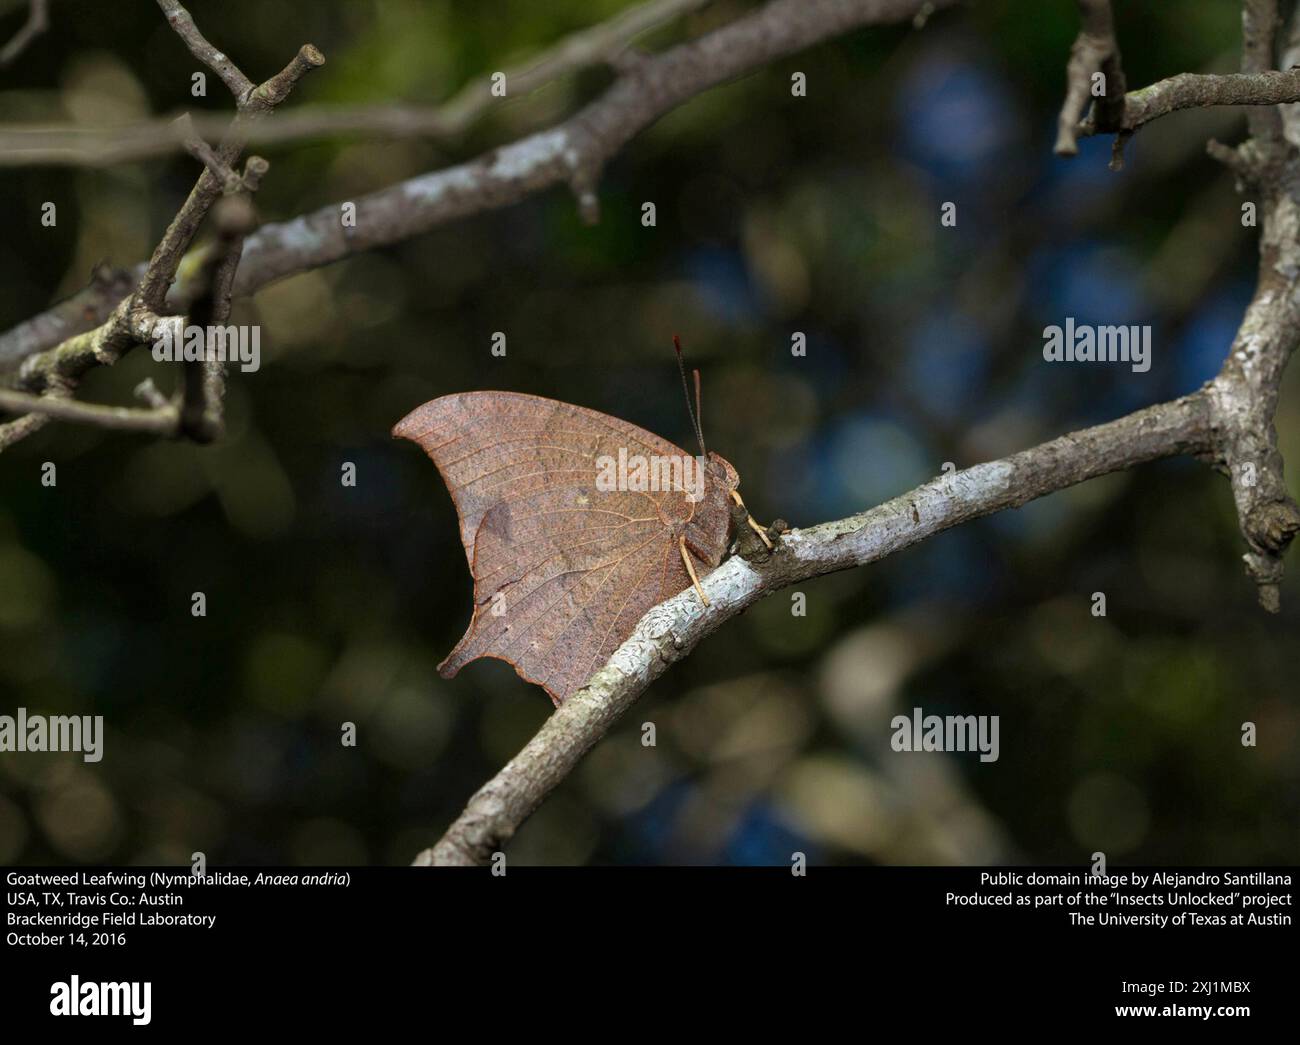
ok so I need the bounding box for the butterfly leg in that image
[678,537,710,607]
[729,490,774,550]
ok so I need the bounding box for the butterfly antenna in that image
[673,334,708,458]
[693,368,704,440]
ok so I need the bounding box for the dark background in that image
[0,0,1295,866]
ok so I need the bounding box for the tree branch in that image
[156,0,256,102]
[0,0,48,67]
[1242,0,1282,140]
[0,0,958,374]
[1055,0,1126,157]
[178,193,258,442]
[1063,1,1300,166]
[1202,34,1300,608]
[175,113,244,191]
[418,393,1213,865]
[1081,68,1300,139]
[0,409,52,451]
[133,36,322,312]
[0,386,177,432]
[0,3,318,448]
[0,0,711,168]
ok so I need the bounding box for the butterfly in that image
[394,338,770,706]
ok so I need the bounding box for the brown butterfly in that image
[394,337,770,706]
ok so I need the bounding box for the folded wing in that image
[394,391,724,705]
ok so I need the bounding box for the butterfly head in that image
[706,450,740,493]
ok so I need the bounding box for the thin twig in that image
[0,0,48,67]
[155,0,255,102]
[1080,68,1300,139]
[1055,0,1127,157]
[135,37,322,312]
[0,409,51,450]
[175,113,241,191]
[0,0,712,167]
[179,195,257,441]
[0,0,318,449]
[0,387,177,432]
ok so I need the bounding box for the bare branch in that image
[1206,136,1273,183]
[155,0,255,102]
[418,394,1213,865]
[1057,4,1299,609]
[1240,0,1282,138]
[1204,171,1300,608]
[1080,68,1300,141]
[0,264,134,377]
[0,409,51,451]
[179,195,257,442]
[1059,5,1296,167]
[1055,0,1127,157]
[246,43,326,113]
[0,0,710,168]
[240,155,270,192]
[0,386,177,433]
[0,0,48,67]
[0,299,183,443]
[134,378,170,410]
[1,3,317,451]
[1065,4,1283,160]
[134,39,321,312]
[436,0,711,134]
[1243,0,1280,74]
[0,0,960,372]
[15,298,138,393]
[175,113,241,190]
[175,114,270,195]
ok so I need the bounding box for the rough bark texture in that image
[1088,69,1300,135]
